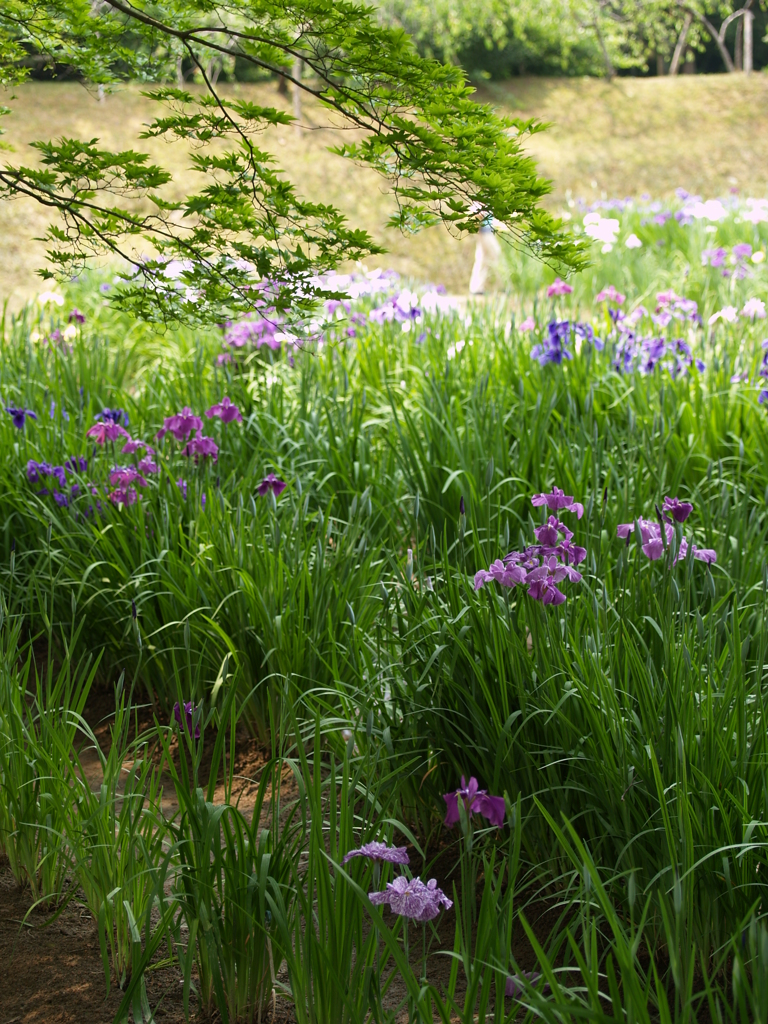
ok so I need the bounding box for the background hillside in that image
[1,74,768,303]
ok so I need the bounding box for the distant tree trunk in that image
[293,57,303,132]
[679,3,736,72]
[593,18,615,79]
[176,56,184,86]
[669,13,692,75]
[277,69,290,96]
[744,8,754,73]
[735,17,743,69]
[656,52,666,76]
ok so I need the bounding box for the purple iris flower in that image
[65,455,88,473]
[662,496,693,522]
[183,433,219,462]
[531,486,584,519]
[5,407,37,429]
[444,776,505,828]
[156,407,203,442]
[121,438,154,455]
[138,456,159,475]
[108,485,138,506]
[110,466,148,488]
[205,396,243,424]
[617,519,716,565]
[525,557,582,605]
[474,560,527,591]
[368,876,452,921]
[68,308,86,324]
[53,491,69,508]
[173,701,201,739]
[534,515,573,547]
[258,473,286,497]
[342,842,410,865]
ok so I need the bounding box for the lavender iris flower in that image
[5,407,37,429]
[258,473,286,497]
[342,842,410,865]
[368,876,452,921]
[68,308,86,324]
[65,455,88,472]
[474,560,527,591]
[443,776,505,828]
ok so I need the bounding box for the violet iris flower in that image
[65,455,88,473]
[531,486,584,519]
[87,422,129,444]
[5,406,37,429]
[258,473,286,497]
[662,496,693,522]
[444,776,505,828]
[173,701,201,740]
[368,876,452,921]
[205,396,243,424]
[27,461,66,488]
[95,407,129,426]
[68,308,86,324]
[183,433,219,462]
[525,556,582,605]
[156,407,203,442]
[342,842,410,865]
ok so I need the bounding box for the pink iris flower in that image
[86,422,129,444]
[595,284,626,305]
[547,278,573,298]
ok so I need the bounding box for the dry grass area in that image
[1,75,768,305]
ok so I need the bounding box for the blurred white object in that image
[469,226,501,294]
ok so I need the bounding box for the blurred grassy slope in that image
[0,75,767,305]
